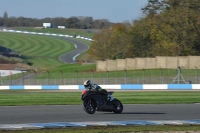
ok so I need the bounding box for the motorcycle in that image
[81,89,123,114]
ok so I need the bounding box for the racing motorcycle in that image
[81,89,123,114]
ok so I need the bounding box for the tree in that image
[0,17,3,26]
[142,0,164,17]
[128,17,156,57]
[108,23,131,59]
[3,12,8,20]
[3,11,8,26]
[64,17,80,28]
[88,23,131,60]
[136,0,200,56]
[88,29,112,60]
[153,0,200,55]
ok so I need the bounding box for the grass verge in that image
[1,125,200,133]
[0,91,199,106]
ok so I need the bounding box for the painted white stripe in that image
[2,29,93,42]
[24,85,42,90]
[72,43,80,62]
[59,85,79,89]
[73,53,80,61]
[101,85,121,89]
[2,124,35,129]
[154,121,183,125]
[143,84,168,90]
[192,84,200,89]
[74,44,77,48]
[0,86,9,90]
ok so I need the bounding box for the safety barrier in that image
[0,84,200,90]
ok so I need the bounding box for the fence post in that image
[91,70,94,81]
[195,66,198,84]
[178,67,181,84]
[34,70,37,85]
[0,72,1,85]
[60,71,63,85]
[75,70,78,85]
[142,68,145,84]
[124,69,127,84]
[115,71,117,84]
[21,70,24,85]
[107,70,109,84]
[160,67,162,84]
[10,73,12,85]
[150,70,152,84]
[47,70,49,85]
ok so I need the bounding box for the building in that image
[43,23,51,28]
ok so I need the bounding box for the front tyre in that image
[112,99,123,113]
[82,98,97,114]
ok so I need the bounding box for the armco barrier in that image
[0,84,200,90]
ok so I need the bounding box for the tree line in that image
[88,0,200,60]
[0,12,114,29]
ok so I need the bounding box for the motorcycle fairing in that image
[82,90,106,109]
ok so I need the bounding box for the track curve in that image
[0,104,200,124]
[59,38,89,63]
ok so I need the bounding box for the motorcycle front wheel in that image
[82,98,97,114]
[112,99,123,113]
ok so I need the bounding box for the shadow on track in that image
[102,112,166,115]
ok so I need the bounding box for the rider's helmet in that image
[84,80,92,89]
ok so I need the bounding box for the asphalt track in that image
[59,37,89,63]
[0,104,200,124]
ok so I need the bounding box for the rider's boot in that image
[107,93,114,101]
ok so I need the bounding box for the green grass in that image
[0,91,199,106]
[0,32,75,70]
[0,29,94,70]
[12,27,94,62]
[1,125,200,133]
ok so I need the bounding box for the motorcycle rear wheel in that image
[112,99,123,113]
[83,98,97,114]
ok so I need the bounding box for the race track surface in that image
[59,38,89,63]
[0,104,199,124]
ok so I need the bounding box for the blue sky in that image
[0,0,148,23]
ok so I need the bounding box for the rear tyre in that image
[82,98,97,114]
[112,99,123,113]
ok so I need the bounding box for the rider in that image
[83,80,113,101]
